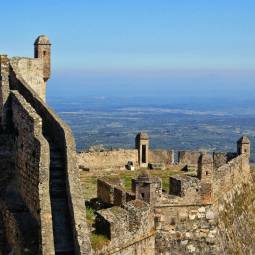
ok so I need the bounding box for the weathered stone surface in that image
[78,149,138,172]
[0,37,92,255]
[1,35,255,255]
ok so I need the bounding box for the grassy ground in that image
[80,165,182,201]
[82,166,182,250]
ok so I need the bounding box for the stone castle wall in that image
[9,64,92,254]
[0,55,10,129]
[78,148,174,172]
[178,151,201,166]
[78,149,138,171]
[10,58,46,101]
[11,91,54,254]
[213,154,250,200]
[215,175,255,254]
[213,152,237,170]
[1,37,254,255]
[0,202,23,255]
[149,149,174,165]
[0,134,14,192]
[11,91,48,221]
[155,204,218,254]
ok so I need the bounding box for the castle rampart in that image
[213,154,250,200]
[0,37,92,254]
[11,90,54,254]
[90,135,252,254]
[10,56,92,254]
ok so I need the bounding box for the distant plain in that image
[47,71,255,161]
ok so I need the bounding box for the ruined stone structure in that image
[1,36,255,255]
[77,134,175,172]
[0,36,92,255]
[93,137,252,254]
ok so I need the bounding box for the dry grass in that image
[90,233,109,250]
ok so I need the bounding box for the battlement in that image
[0,37,92,255]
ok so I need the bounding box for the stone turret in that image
[237,135,250,158]
[136,132,149,168]
[34,35,51,82]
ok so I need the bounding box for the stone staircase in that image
[49,142,75,255]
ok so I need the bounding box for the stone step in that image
[51,199,74,253]
[50,160,65,168]
[50,192,67,199]
[50,169,66,178]
[48,140,75,253]
[51,184,66,191]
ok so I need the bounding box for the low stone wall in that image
[78,149,138,171]
[178,151,201,167]
[97,179,116,205]
[155,204,218,254]
[97,178,135,206]
[11,91,54,255]
[109,235,155,255]
[149,149,174,165]
[78,148,175,172]
[95,200,155,255]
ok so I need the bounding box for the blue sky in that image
[1,0,255,72]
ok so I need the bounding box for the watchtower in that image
[34,35,51,82]
[136,132,149,168]
[237,135,250,158]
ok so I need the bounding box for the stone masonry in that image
[1,35,255,255]
[92,136,252,254]
[0,36,92,255]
